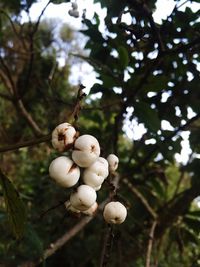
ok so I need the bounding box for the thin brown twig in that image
[40,199,68,219]
[69,84,86,123]
[0,56,16,95]
[100,224,114,267]
[0,134,51,153]
[22,0,51,97]
[122,178,157,219]
[139,2,165,53]
[0,44,42,136]
[0,9,22,42]
[99,173,120,267]
[0,86,88,153]
[42,216,93,262]
[176,0,190,10]
[16,99,43,136]
[0,92,13,101]
[19,195,114,267]
[32,0,51,36]
[145,221,157,267]
[19,216,93,267]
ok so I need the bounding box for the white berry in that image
[49,156,80,188]
[72,135,100,167]
[71,2,78,9]
[93,184,102,191]
[107,154,119,172]
[64,201,80,213]
[51,122,77,152]
[68,9,79,18]
[83,157,109,188]
[70,185,97,211]
[82,202,98,216]
[103,201,127,224]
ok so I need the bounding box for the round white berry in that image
[103,201,127,224]
[71,2,78,9]
[68,9,79,18]
[70,185,97,211]
[107,154,119,172]
[72,135,100,167]
[68,9,74,16]
[72,9,79,17]
[93,184,102,191]
[83,170,104,188]
[49,156,80,188]
[89,157,109,173]
[64,201,80,213]
[83,157,109,187]
[82,202,98,216]
[51,122,77,152]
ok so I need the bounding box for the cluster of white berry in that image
[68,2,79,18]
[49,122,127,224]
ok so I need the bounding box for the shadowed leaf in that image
[0,169,27,239]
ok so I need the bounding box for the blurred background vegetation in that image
[0,0,200,266]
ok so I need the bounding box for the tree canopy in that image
[0,0,200,266]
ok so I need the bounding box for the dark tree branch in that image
[16,99,43,136]
[122,178,157,219]
[42,216,93,262]
[0,51,43,136]
[0,134,51,153]
[23,0,51,96]
[32,0,51,36]
[99,173,121,267]
[69,84,86,123]
[0,92,13,101]
[145,221,157,267]
[125,0,164,52]
[0,9,22,42]
[156,184,200,239]
[100,224,114,267]
[0,56,16,95]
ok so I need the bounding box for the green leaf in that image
[89,83,104,94]
[101,73,118,88]
[117,46,129,69]
[183,217,200,233]
[24,224,44,257]
[180,226,198,245]
[0,169,27,239]
[134,102,160,132]
[149,178,165,199]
